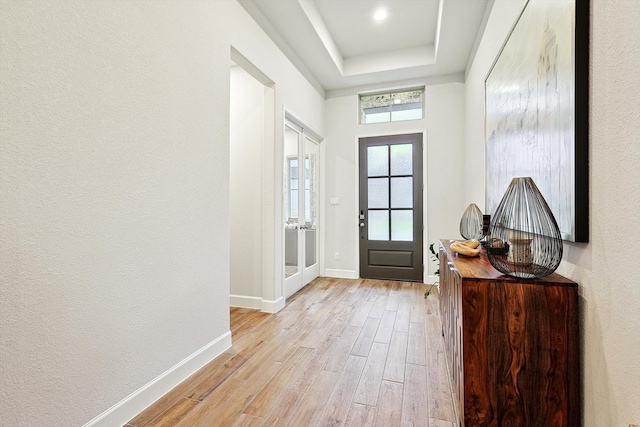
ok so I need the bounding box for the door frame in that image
[354,129,427,283]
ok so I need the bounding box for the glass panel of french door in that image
[303,136,319,284]
[359,133,423,282]
[284,126,299,279]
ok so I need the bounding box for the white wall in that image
[464,1,640,425]
[230,66,264,307]
[0,0,324,425]
[424,83,468,271]
[323,82,466,280]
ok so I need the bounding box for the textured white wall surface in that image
[323,83,466,279]
[0,0,323,425]
[465,1,640,425]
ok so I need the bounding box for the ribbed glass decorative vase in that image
[460,203,483,240]
[487,177,563,279]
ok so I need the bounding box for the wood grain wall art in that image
[485,0,589,242]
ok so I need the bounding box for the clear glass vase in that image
[460,203,483,240]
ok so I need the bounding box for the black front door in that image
[359,133,423,282]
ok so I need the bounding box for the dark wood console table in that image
[438,240,580,427]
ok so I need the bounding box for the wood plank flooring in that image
[126,277,458,427]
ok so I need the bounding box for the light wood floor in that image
[126,277,457,427]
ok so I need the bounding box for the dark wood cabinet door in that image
[439,240,580,427]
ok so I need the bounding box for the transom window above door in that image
[359,87,424,124]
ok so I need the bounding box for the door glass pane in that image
[289,159,299,218]
[390,144,412,175]
[368,178,389,208]
[367,145,389,176]
[391,109,422,122]
[364,112,391,124]
[284,126,299,277]
[391,210,413,241]
[305,137,318,267]
[368,210,389,240]
[391,177,413,208]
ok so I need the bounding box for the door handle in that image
[360,222,365,228]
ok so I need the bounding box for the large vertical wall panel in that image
[0,1,324,425]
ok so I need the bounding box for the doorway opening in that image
[229,48,275,311]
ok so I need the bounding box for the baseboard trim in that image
[261,296,285,313]
[82,331,232,427]
[322,271,439,284]
[324,269,358,279]
[230,294,263,309]
[230,294,285,314]
[425,275,439,285]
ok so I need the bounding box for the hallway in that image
[127,278,457,426]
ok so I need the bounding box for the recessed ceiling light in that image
[373,9,387,21]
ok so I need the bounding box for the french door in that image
[359,133,423,282]
[284,121,320,298]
